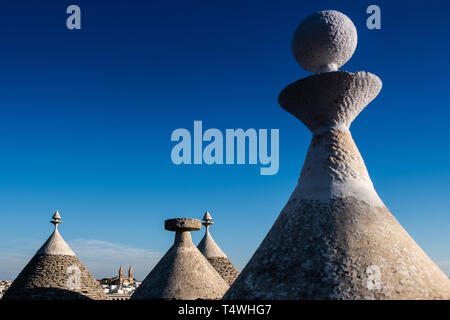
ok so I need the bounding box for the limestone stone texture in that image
[292,10,357,74]
[197,212,240,285]
[2,211,107,300]
[223,10,450,300]
[131,218,229,300]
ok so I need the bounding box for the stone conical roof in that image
[36,228,75,256]
[197,212,239,285]
[198,229,227,258]
[131,218,229,300]
[224,11,450,300]
[2,211,107,300]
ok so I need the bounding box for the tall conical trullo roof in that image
[2,211,107,300]
[131,218,229,300]
[197,211,239,285]
[224,10,450,300]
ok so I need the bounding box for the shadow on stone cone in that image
[197,211,240,286]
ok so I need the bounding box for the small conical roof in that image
[131,218,229,300]
[198,231,227,258]
[197,212,239,285]
[36,228,75,256]
[34,210,74,256]
[2,211,107,300]
[198,212,226,259]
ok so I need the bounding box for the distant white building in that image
[98,268,141,300]
[0,281,12,299]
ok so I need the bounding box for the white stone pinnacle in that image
[224,9,450,300]
[202,211,214,228]
[198,212,226,259]
[51,210,62,228]
[37,211,75,256]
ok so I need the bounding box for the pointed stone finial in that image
[50,210,62,229]
[198,212,227,259]
[202,211,214,229]
[203,211,212,221]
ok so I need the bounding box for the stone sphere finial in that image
[291,10,357,74]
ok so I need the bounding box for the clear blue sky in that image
[0,0,449,280]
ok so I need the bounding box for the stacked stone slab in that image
[2,211,107,300]
[197,212,239,285]
[131,218,229,300]
[224,10,450,300]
